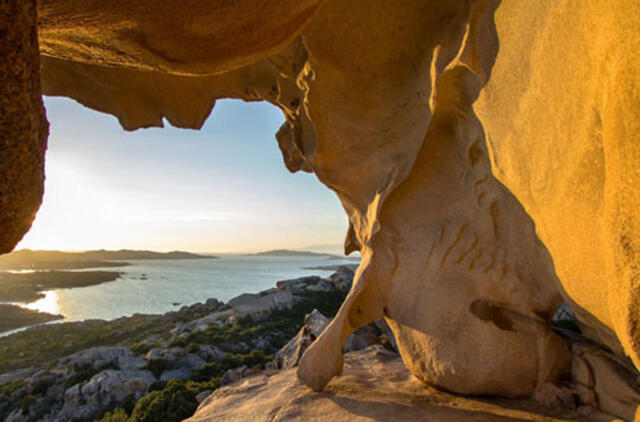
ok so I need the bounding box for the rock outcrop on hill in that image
[2,0,640,420]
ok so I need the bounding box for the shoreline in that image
[0,270,123,303]
[0,304,63,333]
[0,267,359,421]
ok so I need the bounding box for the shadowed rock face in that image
[0,0,48,254]
[2,0,640,418]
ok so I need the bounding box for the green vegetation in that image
[147,358,170,379]
[0,314,170,373]
[130,342,161,356]
[0,378,26,395]
[96,408,130,422]
[20,394,35,414]
[129,380,198,422]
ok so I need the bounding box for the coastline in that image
[0,304,63,332]
[0,266,363,421]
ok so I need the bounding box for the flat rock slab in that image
[187,346,583,422]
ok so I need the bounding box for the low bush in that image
[96,407,129,422]
[129,380,198,422]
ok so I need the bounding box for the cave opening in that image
[19,97,348,254]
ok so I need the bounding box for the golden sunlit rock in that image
[1,0,640,419]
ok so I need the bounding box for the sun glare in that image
[23,291,61,315]
[17,158,131,251]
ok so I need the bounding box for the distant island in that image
[252,249,342,258]
[0,249,217,270]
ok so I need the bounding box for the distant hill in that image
[0,249,216,270]
[252,249,341,258]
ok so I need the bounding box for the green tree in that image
[97,408,129,422]
[129,380,198,422]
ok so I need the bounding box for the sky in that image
[16,97,348,253]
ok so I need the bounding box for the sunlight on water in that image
[23,291,60,315]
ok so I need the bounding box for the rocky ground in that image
[189,346,582,422]
[0,266,391,421]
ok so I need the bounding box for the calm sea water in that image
[12,255,357,323]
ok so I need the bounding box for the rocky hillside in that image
[0,266,394,421]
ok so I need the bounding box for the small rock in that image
[343,324,381,353]
[221,365,250,386]
[228,290,299,318]
[326,266,355,290]
[196,390,212,403]
[197,345,226,362]
[160,368,193,382]
[269,309,330,370]
[62,346,145,371]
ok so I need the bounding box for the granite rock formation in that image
[188,345,584,422]
[1,0,640,419]
[0,0,48,254]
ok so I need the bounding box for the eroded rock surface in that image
[188,346,582,422]
[474,1,640,370]
[2,0,640,420]
[0,0,48,253]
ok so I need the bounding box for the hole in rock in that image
[12,97,352,321]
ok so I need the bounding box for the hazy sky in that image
[17,97,348,253]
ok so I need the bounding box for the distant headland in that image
[251,249,336,257]
[0,249,217,271]
[250,249,349,259]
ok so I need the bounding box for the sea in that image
[8,255,357,325]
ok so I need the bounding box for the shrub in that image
[0,378,26,395]
[96,407,129,422]
[129,380,198,422]
[130,342,160,356]
[20,394,35,415]
[148,380,167,392]
[147,358,169,379]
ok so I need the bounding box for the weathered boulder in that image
[145,347,206,378]
[196,390,212,404]
[60,369,155,420]
[62,346,146,371]
[227,290,299,318]
[159,368,193,382]
[326,265,355,290]
[268,309,330,370]
[342,324,381,353]
[176,309,234,332]
[571,344,640,421]
[196,345,226,363]
[276,275,330,293]
[220,365,256,386]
